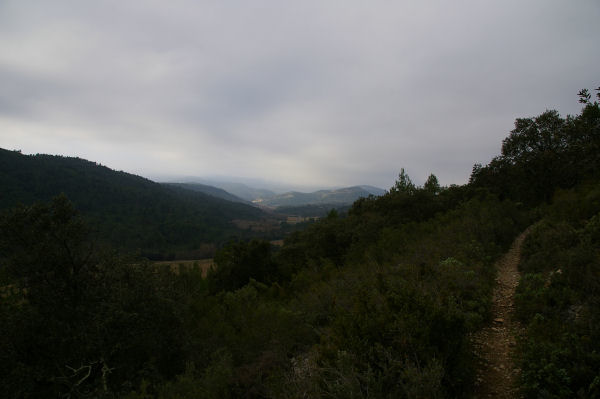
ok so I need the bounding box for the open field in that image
[0,284,22,299]
[231,218,282,232]
[153,258,214,277]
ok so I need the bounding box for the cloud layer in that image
[1,1,599,189]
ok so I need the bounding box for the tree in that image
[0,196,187,397]
[0,194,93,311]
[424,173,441,195]
[578,88,591,104]
[208,239,277,292]
[327,208,339,219]
[469,88,600,204]
[500,110,566,164]
[391,168,416,195]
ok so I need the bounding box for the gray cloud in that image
[1,0,599,189]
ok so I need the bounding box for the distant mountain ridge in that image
[158,176,386,205]
[256,185,385,208]
[165,179,277,202]
[358,185,387,196]
[206,182,276,202]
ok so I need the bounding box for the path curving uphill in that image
[472,228,531,398]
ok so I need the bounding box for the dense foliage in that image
[265,194,526,398]
[0,197,189,397]
[0,183,527,398]
[514,185,600,398]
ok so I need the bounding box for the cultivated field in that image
[153,258,215,277]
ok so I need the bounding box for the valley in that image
[1,90,599,398]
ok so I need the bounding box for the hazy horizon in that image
[155,173,389,194]
[2,1,599,188]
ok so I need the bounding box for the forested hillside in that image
[0,149,268,259]
[0,88,598,398]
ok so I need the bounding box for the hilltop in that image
[0,148,270,258]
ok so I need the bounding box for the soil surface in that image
[472,229,530,398]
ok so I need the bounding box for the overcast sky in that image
[1,1,598,190]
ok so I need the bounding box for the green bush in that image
[515,185,600,398]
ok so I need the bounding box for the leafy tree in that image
[578,88,591,104]
[501,110,566,164]
[0,196,187,397]
[470,87,600,204]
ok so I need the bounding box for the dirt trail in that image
[472,229,530,398]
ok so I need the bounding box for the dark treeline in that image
[0,88,599,398]
[470,89,600,205]
[275,203,352,217]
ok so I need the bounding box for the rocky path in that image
[472,229,530,398]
